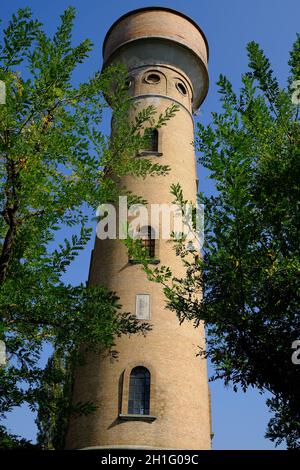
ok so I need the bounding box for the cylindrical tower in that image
[66,7,210,450]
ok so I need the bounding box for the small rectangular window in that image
[135,294,151,320]
[144,128,158,152]
[140,225,155,258]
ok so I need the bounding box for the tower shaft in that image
[66,8,211,450]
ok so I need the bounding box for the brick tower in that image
[66,7,211,450]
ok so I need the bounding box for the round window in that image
[176,82,187,96]
[145,73,161,84]
[125,77,133,89]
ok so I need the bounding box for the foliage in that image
[0,7,176,447]
[145,37,300,448]
[35,350,85,450]
[0,424,36,449]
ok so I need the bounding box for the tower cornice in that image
[102,7,209,110]
[102,7,209,60]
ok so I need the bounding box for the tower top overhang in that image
[102,7,209,110]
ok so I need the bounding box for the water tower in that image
[66,7,211,450]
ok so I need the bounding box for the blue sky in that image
[1,0,299,450]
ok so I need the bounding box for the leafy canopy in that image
[144,37,300,449]
[0,7,177,448]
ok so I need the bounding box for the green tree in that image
[35,349,78,450]
[0,424,34,449]
[0,7,176,448]
[145,37,300,448]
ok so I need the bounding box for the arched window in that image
[140,226,155,258]
[144,128,158,152]
[128,367,150,415]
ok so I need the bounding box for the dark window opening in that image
[144,128,158,152]
[125,77,133,89]
[128,367,150,415]
[145,73,160,84]
[176,82,187,95]
[140,225,155,258]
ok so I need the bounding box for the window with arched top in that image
[128,367,150,415]
[144,128,158,153]
[140,225,155,258]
